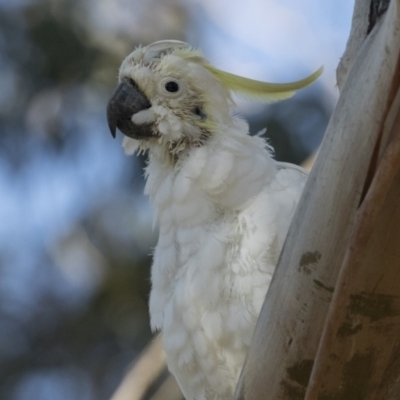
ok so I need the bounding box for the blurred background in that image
[0,0,352,399]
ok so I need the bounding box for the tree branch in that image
[234,0,400,398]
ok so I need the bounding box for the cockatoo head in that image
[107,40,322,159]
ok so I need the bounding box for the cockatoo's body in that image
[107,41,320,400]
[146,132,306,399]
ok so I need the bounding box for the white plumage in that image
[106,40,319,400]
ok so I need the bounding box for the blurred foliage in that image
[0,1,330,399]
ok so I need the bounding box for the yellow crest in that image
[205,65,323,102]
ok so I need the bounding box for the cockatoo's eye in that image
[165,81,179,92]
[160,78,183,97]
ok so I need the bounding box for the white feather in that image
[145,121,307,399]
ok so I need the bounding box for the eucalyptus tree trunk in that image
[234,0,400,399]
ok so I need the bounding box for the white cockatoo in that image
[107,40,321,400]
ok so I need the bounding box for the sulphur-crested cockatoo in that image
[107,40,321,400]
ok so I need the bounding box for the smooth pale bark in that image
[234,1,400,399]
[306,90,400,400]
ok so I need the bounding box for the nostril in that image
[127,78,137,88]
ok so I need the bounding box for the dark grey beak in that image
[106,79,152,139]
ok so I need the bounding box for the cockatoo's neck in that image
[144,117,277,228]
